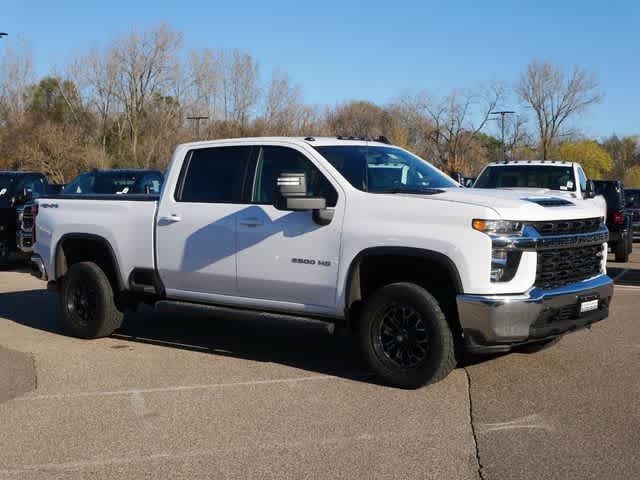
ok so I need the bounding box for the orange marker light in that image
[472,219,487,231]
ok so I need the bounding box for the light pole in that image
[187,115,208,141]
[490,110,515,160]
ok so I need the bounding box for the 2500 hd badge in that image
[291,258,331,267]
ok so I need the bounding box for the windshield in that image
[63,172,144,194]
[0,176,15,197]
[314,145,457,193]
[474,165,576,191]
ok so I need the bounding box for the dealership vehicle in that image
[17,183,65,254]
[625,188,640,241]
[62,169,164,195]
[31,137,613,388]
[0,171,50,265]
[474,160,606,206]
[593,180,633,262]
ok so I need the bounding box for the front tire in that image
[615,239,629,262]
[357,283,456,389]
[60,262,124,338]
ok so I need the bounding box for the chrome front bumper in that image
[457,274,613,353]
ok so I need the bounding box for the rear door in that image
[235,144,344,310]
[155,145,253,300]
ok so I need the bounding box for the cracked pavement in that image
[1,251,639,479]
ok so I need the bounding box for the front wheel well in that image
[345,250,463,338]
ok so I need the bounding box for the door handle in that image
[240,217,263,227]
[160,214,182,224]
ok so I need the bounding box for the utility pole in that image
[490,110,515,160]
[187,115,208,140]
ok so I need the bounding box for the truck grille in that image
[535,244,603,290]
[531,217,602,236]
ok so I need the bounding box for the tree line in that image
[1,24,639,185]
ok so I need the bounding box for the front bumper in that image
[457,274,613,353]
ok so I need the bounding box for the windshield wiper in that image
[375,187,445,195]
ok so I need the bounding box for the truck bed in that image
[35,195,159,288]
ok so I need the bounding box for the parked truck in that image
[30,137,613,388]
[0,171,49,265]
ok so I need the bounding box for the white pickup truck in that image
[31,137,613,388]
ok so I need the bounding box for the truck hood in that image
[410,188,605,221]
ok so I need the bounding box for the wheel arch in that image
[343,247,463,332]
[54,233,124,292]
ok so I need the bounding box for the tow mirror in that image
[273,173,327,211]
[584,180,595,199]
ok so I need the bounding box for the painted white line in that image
[477,414,554,433]
[0,433,377,475]
[17,375,335,402]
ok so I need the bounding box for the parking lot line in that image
[16,374,337,402]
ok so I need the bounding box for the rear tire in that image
[357,282,456,389]
[60,262,124,338]
[615,239,629,263]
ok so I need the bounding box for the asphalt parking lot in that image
[0,252,639,479]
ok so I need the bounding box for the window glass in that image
[252,146,338,206]
[577,167,587,192]
[178,146,252,203]
[474,165,576,191]
[20,176,45,197]
[314,146,456,193]
[134,173,163,194]
[63,173,94,194]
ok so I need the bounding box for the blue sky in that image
[3,0,639,138]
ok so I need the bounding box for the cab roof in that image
[488,160,575,167]
[178,136,394,149]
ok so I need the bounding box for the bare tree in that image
[516,60,601,159]
[326,100,392,138]
[400,84,504,173]
[0,42,34,123]
[261,69,304,135]
[110,25,182,164]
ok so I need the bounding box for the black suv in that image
[0,171,48,265]
[593,180,633,262]
[625,188,640,242]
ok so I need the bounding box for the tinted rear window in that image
[177,146,252,203]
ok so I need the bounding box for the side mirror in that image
[273,173,327,211]
[584,180,595,199]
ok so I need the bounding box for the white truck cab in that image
[30,137,614,388]
[475,160,595,199]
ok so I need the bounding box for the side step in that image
[155,300,337,334]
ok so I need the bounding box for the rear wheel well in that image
[56,236,122,293]
[345,251,462,338]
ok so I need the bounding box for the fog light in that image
[490,249,522,282]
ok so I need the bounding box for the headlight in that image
[472,219,524,235]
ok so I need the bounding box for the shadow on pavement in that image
[0,288,508,384]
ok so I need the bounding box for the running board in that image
[155,300,336,334]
